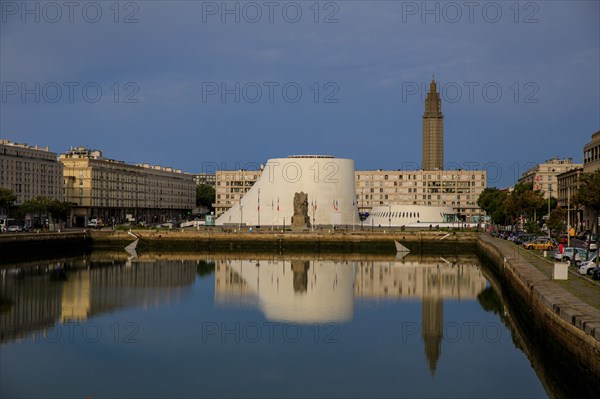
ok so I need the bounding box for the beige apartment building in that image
[60,147,195,226]
[355,169,486,222]
[0,140,63,208]
[518,157,582,199]
[557,167,583,231]
[582,131,600,233]
[213,169,261,216]
[583,130,600,173]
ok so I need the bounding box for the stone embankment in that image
[477,233,599,391]
[89,229,477,253]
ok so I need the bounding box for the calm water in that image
[0,252,548,398]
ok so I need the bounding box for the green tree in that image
[19,196,51,227]
[477,188,508,225]
[48,200,72,223]
[0,187,17,215]
[504,183,545,225]
[573,170,600,242]
[196,184,215,211]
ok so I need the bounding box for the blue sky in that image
[1,1,598,187]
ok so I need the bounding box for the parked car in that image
[561,247,588,262]
[523,238,556,251]
[578,254,598,275]
[86,219,105,229]
[6,225,22,233]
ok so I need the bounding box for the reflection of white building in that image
[215,156,358,227]
[364,205,457,228]
[216,260,357,323]
[215,259,488,323]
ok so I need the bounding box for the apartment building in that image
[213,169,261,216]
[60,147,195,226]
[583,130,600,173]
[0,140,63,207]
[355,170,487,222]
[518,157,582,199]
[193,173,216,187]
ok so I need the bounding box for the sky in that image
[1,0,599,188]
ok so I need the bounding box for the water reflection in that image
[0,252,551,398]
[1,258,197,343]
[215,259,356,323]
[214,254,488,376]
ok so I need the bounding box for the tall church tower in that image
[422,77,444,170]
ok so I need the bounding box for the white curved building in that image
[216,156,358,227]
[364,205,457,228]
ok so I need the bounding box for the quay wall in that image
[477,234,600,397]
[0,231,92,262]
[88,229,477,253]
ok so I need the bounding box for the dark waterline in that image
[0,251,547,398]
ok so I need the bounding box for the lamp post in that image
[567,187,571,248]
[257,188,260,227]
[547,187,552,238]
[360,189,364,230]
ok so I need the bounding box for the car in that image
[523,238,556,251]
[558,234,569,244]
[579,261,598,275]
[578,254,598,275]
[6,225,22,233]
[561,247,588,262]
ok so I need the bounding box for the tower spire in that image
[422,75,444,170]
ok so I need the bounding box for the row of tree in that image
[477,170,600,237]
[0,188,73,227]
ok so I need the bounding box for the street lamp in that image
[547,187,552,238]
[360,189,364,230]
[567,186,571,248]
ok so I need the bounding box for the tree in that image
[19,197,51,227]
[477,188,508,226]
[546,207,566,237]
[48,200,72,223]
[0,187,16,214]
[504,183,545,225]
[196,184,215,211]
[572,170,600,257]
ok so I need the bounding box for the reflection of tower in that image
[422,298,443,376]
[422,77,444,170]
[291,261,310,293]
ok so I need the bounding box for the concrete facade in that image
[355,169,486,222]
[213,169,260,216]
[0,140,63,206]
[60,147,195,225]
[583,130,600,173]
[518,157,582,199]
[215,156,358,227]
[422,79,444,171]
[363,204,457,227]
